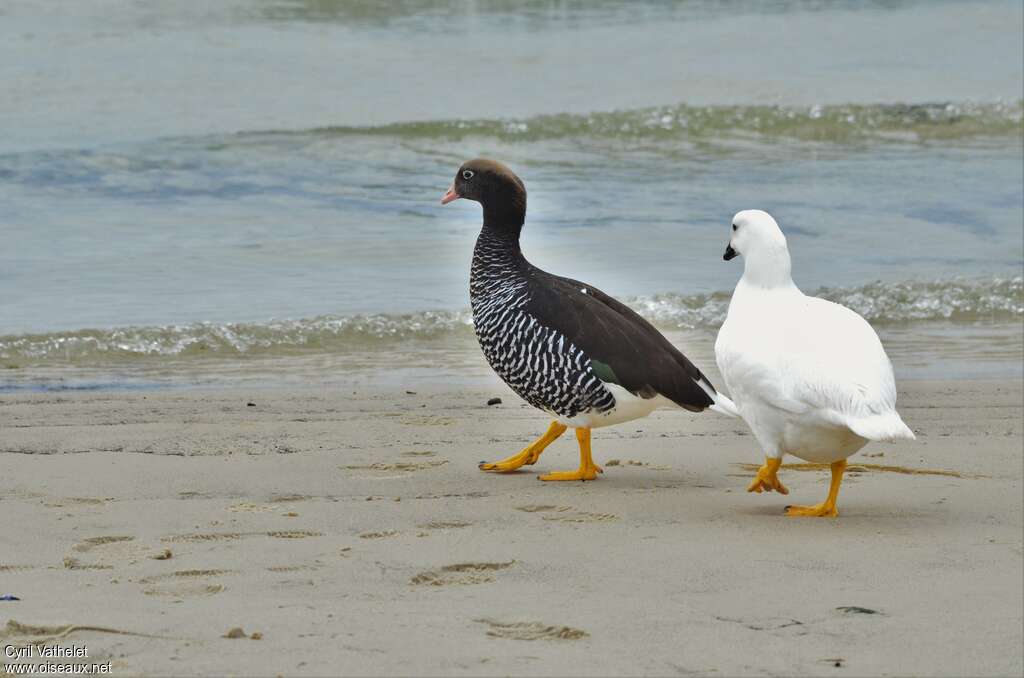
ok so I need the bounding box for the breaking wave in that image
[273,101,1023,143]
[630,276,1023,329]
[1,277,1019,367]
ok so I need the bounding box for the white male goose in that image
[715,210,915,516]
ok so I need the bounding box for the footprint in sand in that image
[401,451,436,458]
[63,535,145,570]
[161,530,322,543]
[270,494,310,503]
[161,532,248,543]
[43,497,112,508]
[514,505,573,513]
[475,619,588,641]
[226,502,278,513]
[542,512,618,523]
[514,506,617,523]
[139,569,231,598]
[414,491,489,500]
[266,563,322,573]
[266,530,322,539]
[399,415,454,426]
[0,565,38,573]
[417,521,472,530]
[342,460,449,473]
[63,558,112,571]
[73,536,135,551]
[410,561,515,587]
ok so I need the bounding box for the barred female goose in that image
[441,158,735,481]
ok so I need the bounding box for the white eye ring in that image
[462,169,475,180]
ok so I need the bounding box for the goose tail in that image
[847,411,916,442]
[695,377,740,418]
[710,391,740,418]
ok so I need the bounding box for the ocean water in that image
[1,0,1022,391]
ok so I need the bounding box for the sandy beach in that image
[1,378,1020,677]
[2,2,1021,676]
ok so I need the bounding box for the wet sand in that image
[1,379,1021,677]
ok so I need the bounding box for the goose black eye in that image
[732,223,738,231]
[462,169,475,180]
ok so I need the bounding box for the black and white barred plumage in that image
[471,231,616,419]
[446,158,733,429]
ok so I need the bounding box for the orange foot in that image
[538,427,603,482]
[538,463,603,482]
[479,446,544,472]
[784,459,846,518]
[479,421,566,473]
[747,457,788,494]
[785,502,838,517]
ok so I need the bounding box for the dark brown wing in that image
[523,270,716,411]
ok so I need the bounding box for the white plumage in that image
[556,384,671,429]
[715,210,914,516]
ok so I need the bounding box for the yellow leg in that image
[479,420,567,473]
[747,457,788,495]
[786,460,846,517]
[538,427,603,481]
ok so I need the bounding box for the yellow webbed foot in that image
[538,427,602,482]
[479,420,567,473]
[538,463,603,482]
[783,459,846,517]
[478,448,538,472]
[785,502,838,518]
[747,457,788,494]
